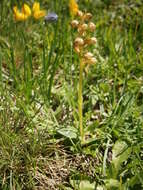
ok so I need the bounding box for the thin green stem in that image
[78,59,84,143]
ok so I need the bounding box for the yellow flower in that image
[22,4,31,17]
[13,6,28,21]
[32,2,46,19]
[69,0,79,16]
[32,2,40,12]
[33,11,46,19]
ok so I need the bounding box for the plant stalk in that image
[78,59,84,143]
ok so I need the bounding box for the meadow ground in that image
[0,0,143,189]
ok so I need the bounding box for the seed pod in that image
[74,37,84,46]
[71,20,79,28]
[89,22,96,31]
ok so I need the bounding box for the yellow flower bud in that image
[89,22,96,31]
[71,20,79,28]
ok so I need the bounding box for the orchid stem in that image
[78,58,84,143]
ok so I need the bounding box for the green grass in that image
[0,0,143,189]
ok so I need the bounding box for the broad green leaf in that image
[70,180,96,190]
[112,140,132,170]
[64,187,73,190]
[96,186,104,190]
[105,179,120,189]
[57,126,77,139]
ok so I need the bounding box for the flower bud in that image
[78,24,88,35]
[84,52,94,59]
[77,10,83,17]
[77,29,86,36]
[84,37,97,45]
[83,55,96,64]
[84,13,92,20]
[89,22,96,31]
[71,20,79,28]
[80,23,88,30]
[90,37,97,44]
[74,46,80,54]
[89,57,97,64]
[74,37,84,46]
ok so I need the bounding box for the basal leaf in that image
[57,126,78,139]
[112,140,132,170]
[70,180,96,190]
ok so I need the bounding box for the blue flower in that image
[45,13,58,23]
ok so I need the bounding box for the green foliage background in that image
[0,0,143,189]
